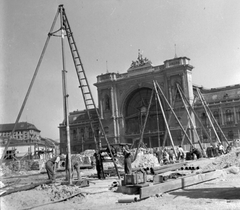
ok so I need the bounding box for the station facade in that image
[59,53,240,153]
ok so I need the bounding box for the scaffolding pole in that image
[153,82,177,158]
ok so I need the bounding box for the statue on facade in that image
[130,49,152,69]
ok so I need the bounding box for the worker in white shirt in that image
[45,154,65,182]
[218,143,224,155]
[177,145,185,160]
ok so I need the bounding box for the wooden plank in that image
[140,170,223,199]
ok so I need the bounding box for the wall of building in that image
[60,55,240,153]
[94,56,195,148]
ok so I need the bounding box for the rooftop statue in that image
[130,50,152,69]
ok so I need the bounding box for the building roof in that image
[0,136,58,147]
[194,84,240,105]
[0,122,41,132]
[60,109,99,126]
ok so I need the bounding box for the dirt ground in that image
[1,149,240,210]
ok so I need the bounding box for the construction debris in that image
[201,148,240,172]
[131,152,160,169]
[36,184,84,201]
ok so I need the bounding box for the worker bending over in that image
[45,153,64,182]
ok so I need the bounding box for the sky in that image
[0,0,240,140]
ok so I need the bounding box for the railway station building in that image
[59,53,240,153]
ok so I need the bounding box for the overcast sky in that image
[1,0,240,140]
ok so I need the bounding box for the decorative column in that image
[111,87,117,143]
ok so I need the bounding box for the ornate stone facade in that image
[59,53,240,153]
[94,55,195,148]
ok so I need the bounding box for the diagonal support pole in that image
[153,81,177,158]
[0,8,60,164]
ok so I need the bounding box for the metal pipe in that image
[59,5,72,184]
[118,197,138,203]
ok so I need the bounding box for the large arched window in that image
[124,88,164,135]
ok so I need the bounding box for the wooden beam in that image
[140,170,223,199]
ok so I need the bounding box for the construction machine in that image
[0,5,120,182]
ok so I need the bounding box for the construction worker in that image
[191,147,202,159]
[218,143,224,155]
[177,146,185,160]
[163,148,170,164]
[94,151,105,179]
[168,148,174,163]
[123,145,132,174]
[45,153,64,182]
[65,154,81,181]
[156,148,163,165]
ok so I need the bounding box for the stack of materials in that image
[131,152,160,169]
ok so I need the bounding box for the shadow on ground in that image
[169,187,240,200]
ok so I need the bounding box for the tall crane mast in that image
[0,5,120,180]
[58,5,120,179]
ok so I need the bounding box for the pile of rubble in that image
[202,148,240,172]
[0,162,29,177]
[131,152,160,169]
[36,184,84,201]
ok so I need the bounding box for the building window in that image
[104,95,111,111]
[80,128,84,138]
[228,130,234,140]
[213,110,220,125]
[89,127,93,138]
[201,113,208,127]
[226,109,234,125]
[73,129,77,140]
[237,108,240,122]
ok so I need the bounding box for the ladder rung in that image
[86,104,94,107]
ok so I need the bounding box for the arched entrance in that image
[124,87,165,148]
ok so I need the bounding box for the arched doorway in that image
[124,87,165,148]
